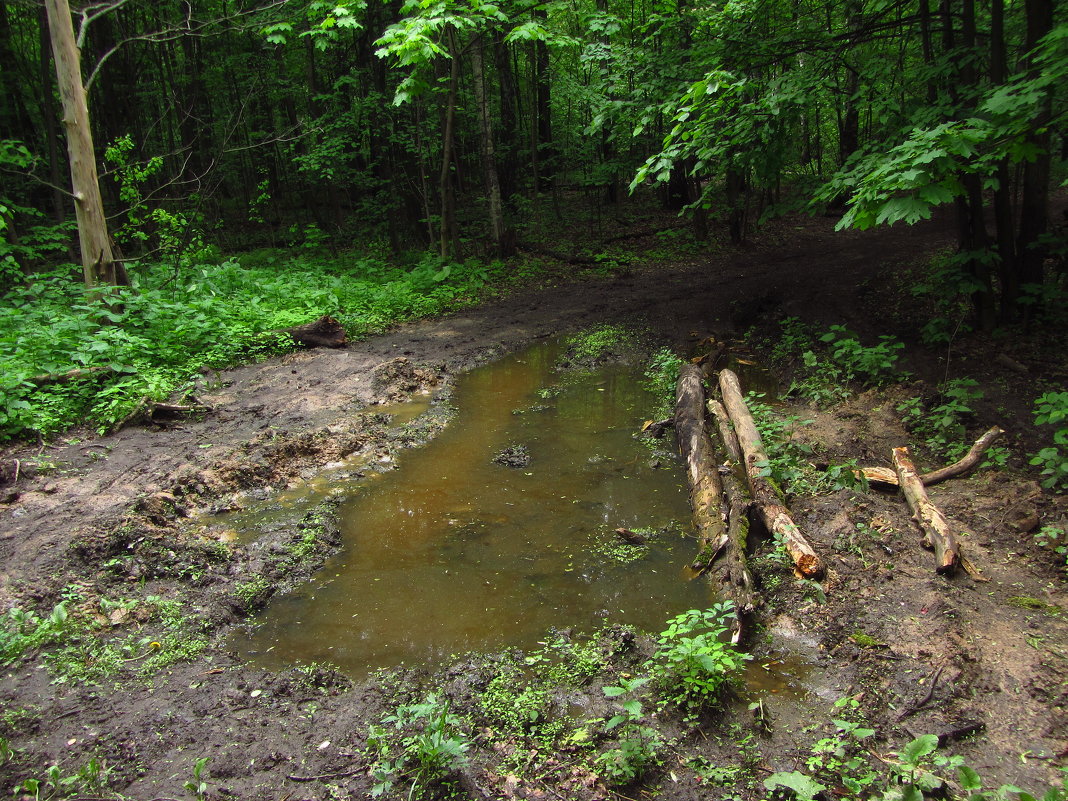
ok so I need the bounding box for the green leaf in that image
[901,734,940,763]
[764,771,827,801]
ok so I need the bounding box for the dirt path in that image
[1,212,1065,800]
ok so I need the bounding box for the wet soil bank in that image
[1,211,1066,800]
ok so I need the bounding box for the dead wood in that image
[918,426,1005,486]
[892,446,960,574]
[861,426,1005,488]
[29,365,113,386]
[279,315,347,348]
[718,369,823,579]
[674,364,728,558]
[706,399,760,630]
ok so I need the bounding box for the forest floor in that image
[1,204,1066,801]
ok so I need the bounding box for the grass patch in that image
[0,252,519,441]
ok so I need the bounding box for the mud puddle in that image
[225,342,714,676]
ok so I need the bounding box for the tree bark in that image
[893,446,960,574]
[470,34,511,257]
[708,400,760,634]
[279,315,347,349]
[674,365,728,560]
[44,0,122,289]
[438,30,460,260]
[718,369,823,578]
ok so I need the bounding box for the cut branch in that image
[862,426,1005,488]
[918,426,1005,486]
[718,369,823,579]
[892,446,960,575]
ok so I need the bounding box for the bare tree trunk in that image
[44,0,121,289]
[438,30,460,260]
[470,33,511,257]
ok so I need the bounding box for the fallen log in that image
[29,365,113,386]
[892,446,960,574]
[718,369,823,579]
[917,426,1004,486]
[861,426,1005,488]
[279,315,347,348]
[674,365,728,561]
[708,401,760,634]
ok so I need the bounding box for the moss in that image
[850,630,885,648]
[1005,596,1061,616]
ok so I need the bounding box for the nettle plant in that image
[595,675,664,786]
[648,603,750,713]
[1031,391,1068,490]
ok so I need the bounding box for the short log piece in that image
[892,446,960,574]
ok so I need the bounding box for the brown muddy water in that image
[230,342,713,677]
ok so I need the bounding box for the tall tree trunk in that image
[493,30,519,208]
[1016,0,1053,296]
[989,0,1018,320]
[38,6,67,227]
[438,31,460,260]
[533,7,555,191]
[44,0,122,289]
[470,33,511,257]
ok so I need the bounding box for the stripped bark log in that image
[862,426,1005,488]
[674,365,727,562]
[718,369,823,579]
[893,446,960,574]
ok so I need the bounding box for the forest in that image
[1,0,1067,799]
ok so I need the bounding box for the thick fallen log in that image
[674,365,728,561]
[708,400,760,632]
[892,446,960,574]
[862,426,1005,488]
[718,369,823,579]
[279,315,347,348]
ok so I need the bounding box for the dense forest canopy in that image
[0,0,1064,314]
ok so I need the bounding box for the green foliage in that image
[595,675,663,786]
[562,324,640,366]
[10,757,113,801]
[643,347,685,418]
[0,253,510,440]
[747,393,867,497]
[184,756,211,801]
[368,694,470,799]
[1034,525,1067,572]
[0,604,69,665]
[911,249,982,345]
[817,325,903,384]
[1031,392,1068,490]
[647,603,749,712]
[897,379,984,461]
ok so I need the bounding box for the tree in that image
[44,0,121,288]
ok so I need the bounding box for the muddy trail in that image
[1,212,1066,801]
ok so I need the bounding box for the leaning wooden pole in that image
[718,369,823,579]
[892,446,960,574]
[674,365,728,563]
